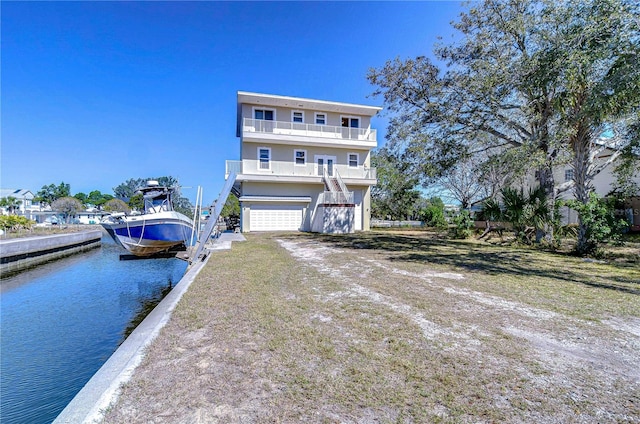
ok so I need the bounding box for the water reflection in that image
[122,278,174,342]
[0,235,187,424]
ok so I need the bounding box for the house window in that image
[254,109,274,120]
[341,116,359,128]
[294,150,306,166]
[292,111,304,123]
[565,169,574,181]
[348,153,359,167]
[258,147,271,170]
[315,113,326,125]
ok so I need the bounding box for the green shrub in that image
[0,215,35,232]
[565,194,629,255]
[480,187,551,244]
[448,210,474,239]
[422,204,448,229]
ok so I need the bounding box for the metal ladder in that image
[188,173,237,264]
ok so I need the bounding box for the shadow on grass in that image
[287,232,640,296]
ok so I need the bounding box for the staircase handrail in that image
[323,169,338,193]
[334,169,349,197]
[189,173,236,264]
[321,169,353,204]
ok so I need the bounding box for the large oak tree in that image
[368,0,639,253]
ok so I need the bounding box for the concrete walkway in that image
[209,231,247,251]
[53,232,245,424]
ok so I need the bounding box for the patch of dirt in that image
[101,232,640,423]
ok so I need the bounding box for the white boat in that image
[101,181,194,256]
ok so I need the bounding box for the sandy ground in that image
[100,232,640,423]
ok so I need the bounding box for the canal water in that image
[0,234,188,424]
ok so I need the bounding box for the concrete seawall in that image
[53,252,210,424]
[53,232,246,424]
[0,230,103,275]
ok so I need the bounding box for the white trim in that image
[249,204,305,231]
[292,110,304,123]
[252,107,276,121]
[315,154,337,177]
[348,152,359,167]
[238,91,382,117]
[314,112,326,125]
[354,189,363,231]
[257,146,271,171]
[340,115,360,128]
[294,149,307,166]
[239,195,311,203]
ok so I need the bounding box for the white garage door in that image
[250,204,304,231]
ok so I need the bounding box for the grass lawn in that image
[102,230,639,423]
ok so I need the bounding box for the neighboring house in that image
[514,147,640,230]
[553,150,640,229]
[471,144,640,231]
[0,188,36,217]
[73,210,111,225]
[226,91,381,233]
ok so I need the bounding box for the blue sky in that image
[2,1,465,205]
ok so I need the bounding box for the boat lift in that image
[187,173,237,265]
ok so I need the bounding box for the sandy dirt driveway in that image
[102,232,640,423]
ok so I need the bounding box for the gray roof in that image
[0,189,35,199]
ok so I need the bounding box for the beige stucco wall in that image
[242,142,370,167]
[520,154,640,201]
[517,154,640,225]
[553,164,640,200]
[241,182,321,198]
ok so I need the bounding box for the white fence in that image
[371,219,423,228]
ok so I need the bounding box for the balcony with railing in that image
[226,160,376,183]
[241,118,377,146]
[322,169,354,204]
[318,191,354,204]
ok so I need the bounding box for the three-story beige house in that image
[226,91,381,233]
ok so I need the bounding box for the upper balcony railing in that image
[226,160,377,181]
[242,118,377,143]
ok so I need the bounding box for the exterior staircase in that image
[311,169,356,233]
[322,170,353,204]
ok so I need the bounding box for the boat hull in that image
[101,211,194,257]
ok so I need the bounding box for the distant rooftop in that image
[0,189,34,198]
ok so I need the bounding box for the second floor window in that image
[341,117,359,128]
[315,113,326,125]
[259,147,271,170]
[292,111,304,123]
[348,153,359,167]
[255,109,274,120]
[295,150,306,165]
[565,169,574,182]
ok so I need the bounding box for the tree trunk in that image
[535,161,555,243]
[572,121,594,254]
[533,95,556,244]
